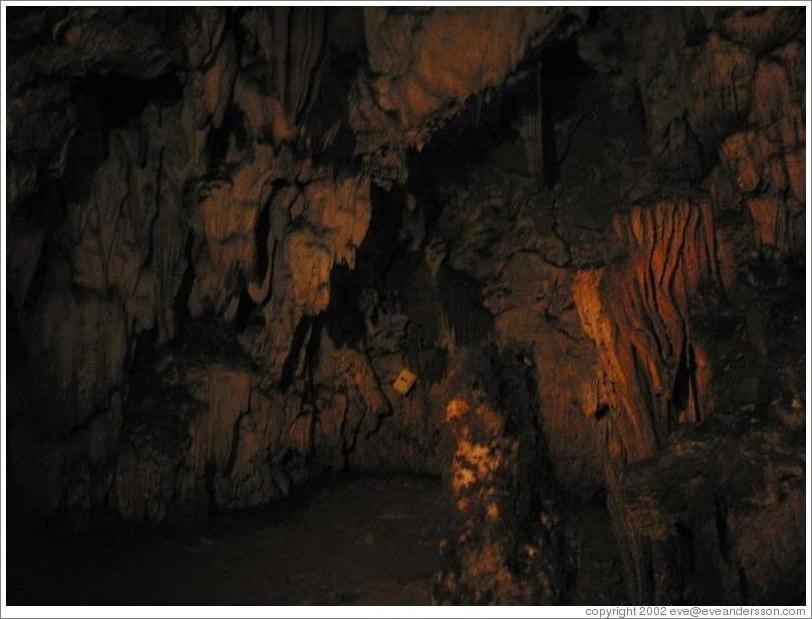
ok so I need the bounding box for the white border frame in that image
[0,1,809,617]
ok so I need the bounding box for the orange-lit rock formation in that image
[5,5,805,605]
[572,201,721,464]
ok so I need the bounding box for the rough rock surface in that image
[433,347,573,604]
[6,6,806,604]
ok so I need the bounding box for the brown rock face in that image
[572,200,723,464]
[364,8,566,136]
[609,414,805,604]
[433,349,572,604]
[5,6,805,605]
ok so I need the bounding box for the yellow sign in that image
[393,368,417,395]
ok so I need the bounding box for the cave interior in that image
[3,5,807,606]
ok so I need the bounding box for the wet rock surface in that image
[6,6,806,605]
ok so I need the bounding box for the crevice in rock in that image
[279,315,315,390]
[5,5,806,607]
[671,338,701,425]
[539,39,592,186]
[437,266,494,347]
[253,193,272,281]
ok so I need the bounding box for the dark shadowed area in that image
[4,5,806,606]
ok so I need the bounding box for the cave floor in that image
[9,475,442,605]
[9,473,625,605]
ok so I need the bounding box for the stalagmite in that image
[5,5,805,607]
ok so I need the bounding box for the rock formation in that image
[5,6,806,604]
